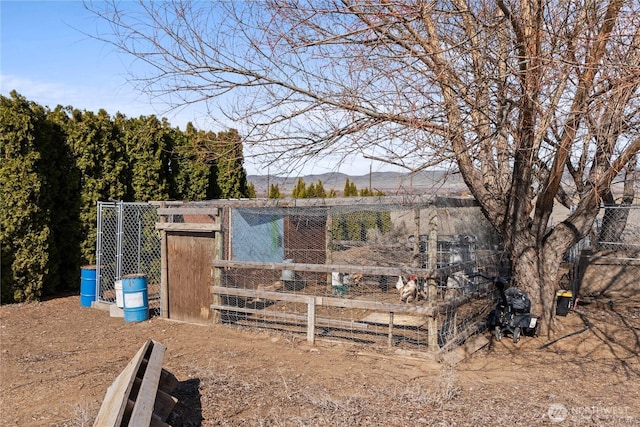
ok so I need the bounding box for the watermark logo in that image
[547,403,636,424]
[548,403,568,423]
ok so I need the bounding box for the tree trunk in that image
[511,245,560,338]
[510,196,601,337]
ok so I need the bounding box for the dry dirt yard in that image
[1,295,639,426]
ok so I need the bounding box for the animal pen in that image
[95,199,640,353]
[153,196,506,354]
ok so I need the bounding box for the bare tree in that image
[88,0,640,335]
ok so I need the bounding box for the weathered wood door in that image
[166,231,217,323]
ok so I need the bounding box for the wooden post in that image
[413,208,421,267]
[307,296,316,344]
[388,312,394,347]
[426,206,439,350]
[212,207,223,324]
[159,202,169,319]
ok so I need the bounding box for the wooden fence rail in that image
[210,250,497,353]
[211,285,441,348]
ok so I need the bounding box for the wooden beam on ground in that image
[94,340,179,427]
[436,334,489,365]
[94,341,151,427]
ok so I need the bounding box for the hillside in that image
[248,170,470,197]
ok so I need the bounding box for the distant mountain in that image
[247,170,469,197]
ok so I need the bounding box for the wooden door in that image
[167,232,217,323]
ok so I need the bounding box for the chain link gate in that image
[96,202,161,316]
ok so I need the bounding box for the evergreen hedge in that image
[0,92,249,303]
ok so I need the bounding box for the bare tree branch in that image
[87,0,640,334]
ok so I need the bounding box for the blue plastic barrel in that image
[122,274,149,322]
[80,265,97,307]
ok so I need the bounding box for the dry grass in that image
[2,296,638,427]
[164,360,466,426]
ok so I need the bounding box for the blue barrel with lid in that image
[122,274,149,322]
[80,265,97,307]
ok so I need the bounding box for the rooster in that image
[396,275,418,303]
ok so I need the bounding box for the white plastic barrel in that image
[114,280,123,308]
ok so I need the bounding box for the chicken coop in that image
[153,195,505,353]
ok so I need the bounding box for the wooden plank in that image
[157,207,219,216]
[93,340,152,427]
[210,304,370,329]
[388,312,394,347]
[153,389,179,421]
[321,297,435,315]
[360,312,426,327]
[160,229,168,318]
[307,296,316,344]
[155,223,221,232]
[158,368,178,394]
[436,334,489,365]
[211,286,312,303]
[211,259,437,278]
[129,341,167,426]
[212,213,224,324]
[151,195,477,209]
[133,367,178,395]
[436,320,484,354]
[428,316,439,349]
[211,286,437,316]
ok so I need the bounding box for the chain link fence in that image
[594,205,640,252]
[96,202,161,316]
[571,205,640,301]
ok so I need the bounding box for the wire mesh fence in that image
[96,201,161,316]
[594,205,640,252]
[215,261,500,351]
[210,197,506,352]
[569,204,640,302]
[93,197,640,351]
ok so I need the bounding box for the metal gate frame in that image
[96,201,161,315]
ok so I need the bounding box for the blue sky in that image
[0,1,399,177]
[0,1,202,126]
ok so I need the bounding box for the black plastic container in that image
[555,290,573,316]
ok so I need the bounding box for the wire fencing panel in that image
[96,202,118,304]
[569,205,640,301]
[217,198,502,351]
[596,205,640,252]
[96,202,161,315]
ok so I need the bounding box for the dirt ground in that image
[1,295,639,427]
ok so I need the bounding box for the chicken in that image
[397,275,418,303]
